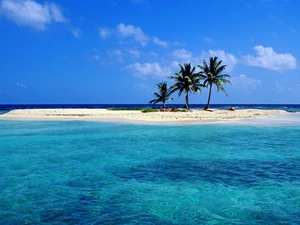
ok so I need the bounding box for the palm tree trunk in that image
[185,94,189,110]
[204,84,212,110]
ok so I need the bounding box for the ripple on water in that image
[0,121,299,224]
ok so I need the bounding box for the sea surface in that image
[1,103,300,113]
[0,105,300,224]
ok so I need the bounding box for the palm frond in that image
[152,92,161,98]
[197,56,231,109]
[149,99,159,104]
[149,81,174,107]
[216,82,228,96]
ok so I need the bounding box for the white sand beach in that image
[0,108,287,124]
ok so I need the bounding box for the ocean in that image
[1,103,300,112]
[0,104,300,224]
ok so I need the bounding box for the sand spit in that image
[0,108,286,124]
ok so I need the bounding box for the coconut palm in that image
[169,63,204,110]
[149,82,173,108]
[198,56,231,110]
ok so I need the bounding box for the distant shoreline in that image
[0,104,299,113]
[0,108,287,125]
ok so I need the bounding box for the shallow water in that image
[0,120,299,224]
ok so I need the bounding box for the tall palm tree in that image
[149,82,173,108]
[198,56,231,110]
[169,63,204,110]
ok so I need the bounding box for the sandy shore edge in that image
[0,108,287,125]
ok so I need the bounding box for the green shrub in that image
[141,108,159,113]
[106,107,158,113]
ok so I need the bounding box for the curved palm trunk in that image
[204,84,212,110]
[185,94,189,110]
[163,101,166,108]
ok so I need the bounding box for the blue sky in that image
[0,0,299,104]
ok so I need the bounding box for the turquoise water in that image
[0,120,300,224]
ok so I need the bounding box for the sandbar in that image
[0,108,287,125]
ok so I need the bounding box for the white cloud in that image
[171,60,193,73]
[201,50,238,72]
[99,27,113,39]
[135,83,151,92]
[109,1,119,7]
[48,2,65,22]
[131,0,148,4]
[100,23,169,48]
[16,82,26,88]
[170,49,193,61]
[149,52,158,58]
[117,23,148,46]
[0,0,66,30]
[203,37,214,43]
[108,49,123,62]
[85,52,100,61]
[231,74,261,90]
[243,45,297,71]
[153,37,168,47]
[171,60,180,69]
[127,48,141,57]
[274,80,296,93]
[126,62,172,79]
[71,27,81,38]
[173,41,185,46]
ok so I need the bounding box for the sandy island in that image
[0,108,286,124]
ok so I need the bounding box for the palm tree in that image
[169,63,204,110]
[198,56,231,110]
[149,82,173,108]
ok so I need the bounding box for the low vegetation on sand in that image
[106,108,187,113]
[107,108,159,113]
[140,108,159,113]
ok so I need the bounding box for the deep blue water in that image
[0,118,299,224]
[0,104,300,113]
